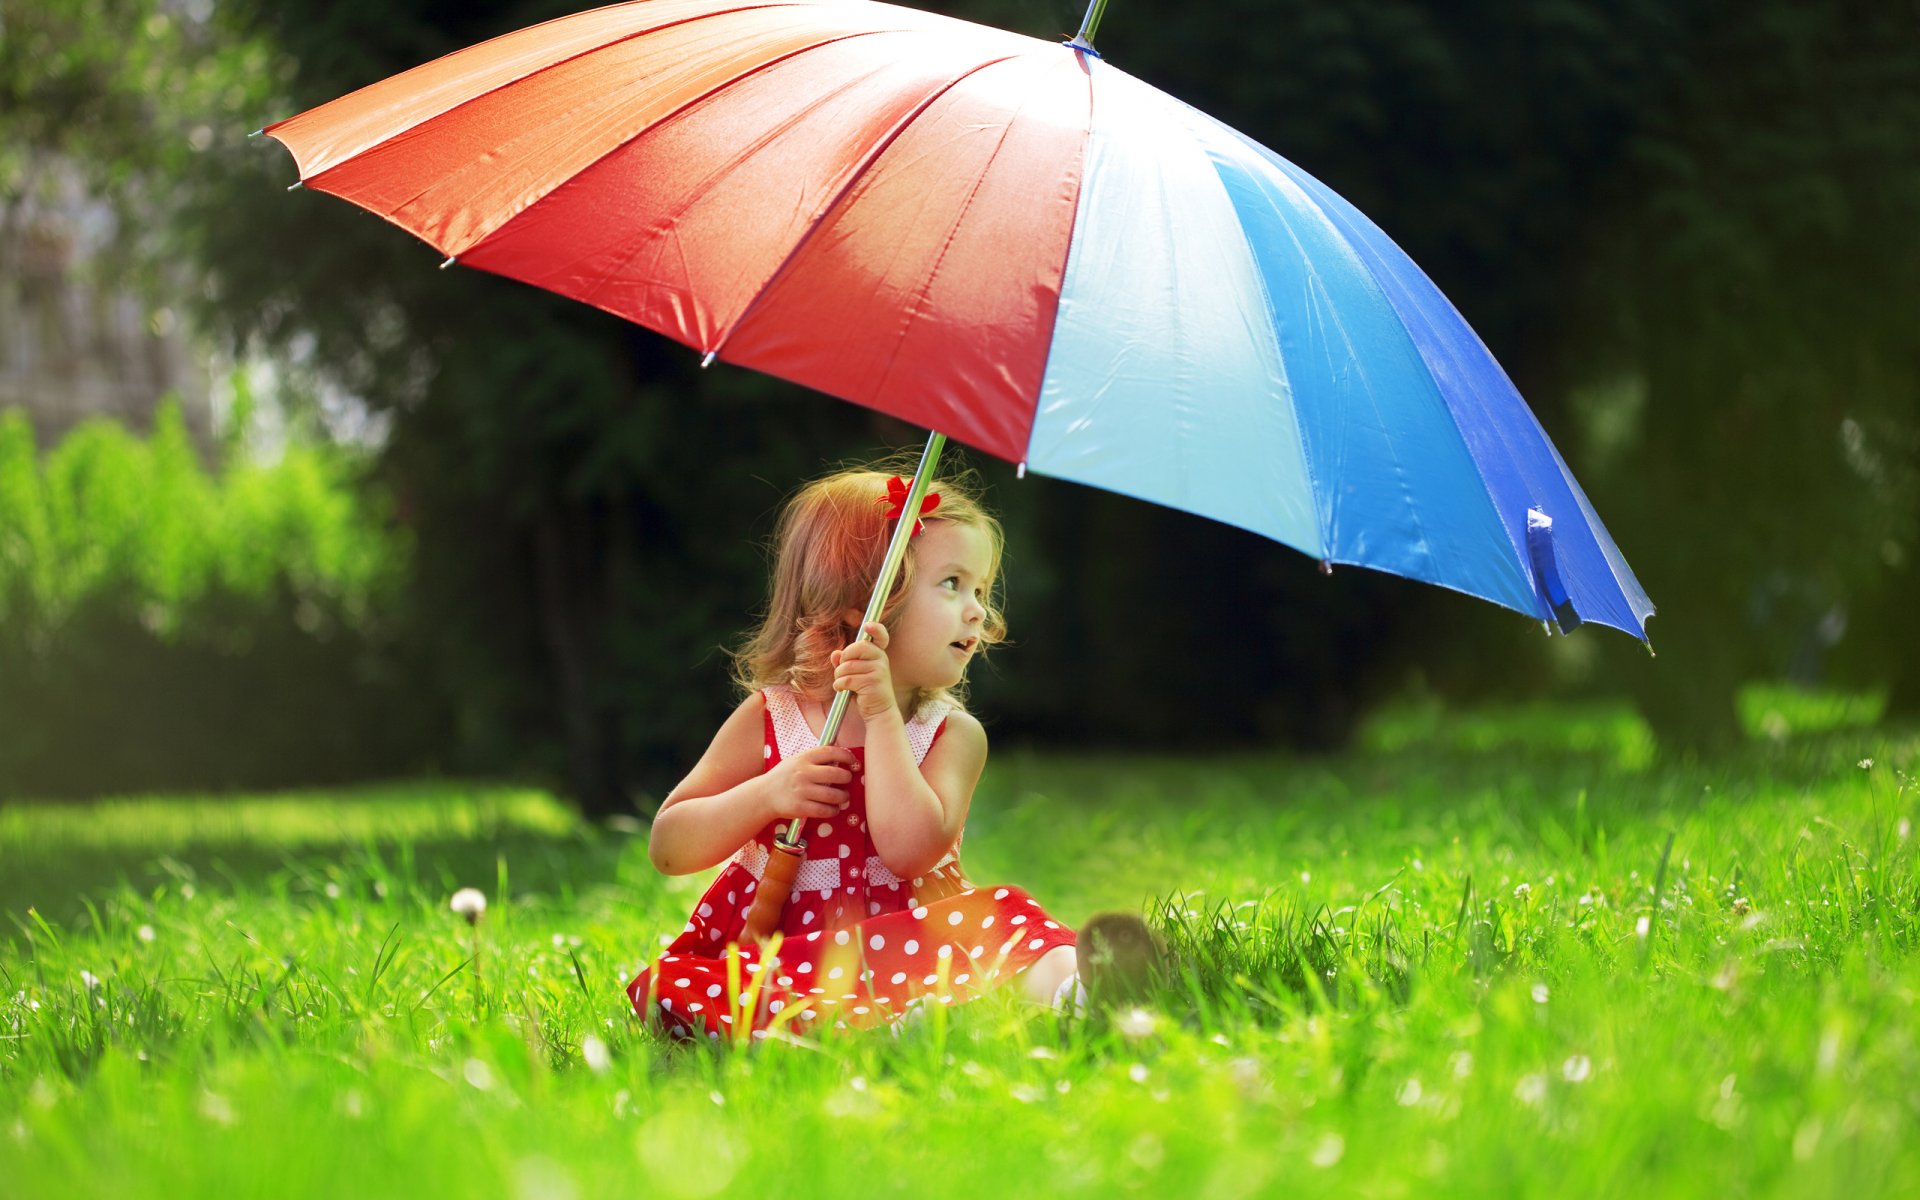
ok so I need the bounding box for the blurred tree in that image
[1582,0,1920,744]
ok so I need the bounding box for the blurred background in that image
[1,0,1914,814]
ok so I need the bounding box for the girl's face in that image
[886,520,993,694]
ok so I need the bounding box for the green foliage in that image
[0,398,398,637]
[0,403,436,798]
[2,704,1918,1195]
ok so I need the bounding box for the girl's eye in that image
[941,577,959,590]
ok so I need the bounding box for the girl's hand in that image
[831,621,899,722]
[760,745,858,823]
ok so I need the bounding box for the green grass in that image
[3,689,1917,1199]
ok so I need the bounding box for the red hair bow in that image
[880,476,940,537]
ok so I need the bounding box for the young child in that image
[626,463,1157,1041]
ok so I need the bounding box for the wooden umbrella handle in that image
[743,842,803,943]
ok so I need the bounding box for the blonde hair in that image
[731,456,1008,715]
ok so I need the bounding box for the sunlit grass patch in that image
[2,699,1918,1198]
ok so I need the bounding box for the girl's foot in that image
[1077,911,1167,1008]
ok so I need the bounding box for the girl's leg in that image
[1019,944,1078,1005]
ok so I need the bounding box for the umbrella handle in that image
[743,842,803,942]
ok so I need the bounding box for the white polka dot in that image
[870,903,883,915]
[698,903,712,918]
[1044,921,1058,929]
[828,967,845,980]
[912,906,929,920]
[1029,938,1044,950]
[853,1006,870,1016]
[663,956,678,964]
[707,1031,720,1041]
[994,889,1010,900]
[971,946,984,957]
[904,939,919,955]
[817,822,832,838]
[912,877,924,887]
[706,984,722,998]
[720,1014,733,1024]
[807,931,821,942]
[820,888,833,900]
[870,934,886,950]
[778,976,792,986]
[674,978,691,987]
[770,1000,784,1013]
[948,912,964,926]
[764,745,772,759]
[835,931,850,945]
[727,891,736,905]
[709,929,722,941]
[662,998,674,1012]
[838,844,852,859]
[981,915,995,928]
[1011,915,1027,926]
[747,962,761,973]
[937,945,952,959]
[810,987,824,995]
[924,974,939,985]
[955,974,970,984]
[688,1003,703,1013]
[745,881,756,894]
[802,911,815,926]
[891,972,907,985]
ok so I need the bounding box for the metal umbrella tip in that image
[701,350,717,368]
[287,180,304,191]
[1016,461,1027,479]
[440,256,458,270]
[248,129,264,138]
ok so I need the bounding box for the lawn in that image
[2,688,1916,1199]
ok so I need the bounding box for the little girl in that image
[627,463,1142,1041]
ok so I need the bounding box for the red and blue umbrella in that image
[263,0,1652,643]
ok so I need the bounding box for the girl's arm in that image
[647,696,859,876]
[862,707,988,879]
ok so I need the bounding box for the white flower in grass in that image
[1115,1007,1157,1041]
[1512,882,1532,901]
[1858,758,1874,770]
[581,1036,611,1073]
[136,925,156,944]
[450,888,488,924]
[1562,1055,1592,1083]
[1309,1133,1344,1168]
[1531,983,1550,1005]
[1514,1073,1549,1106]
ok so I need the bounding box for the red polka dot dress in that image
[627,685,1076,1041]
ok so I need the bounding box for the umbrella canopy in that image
[263,0,1653,640]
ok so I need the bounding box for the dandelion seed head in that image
[1562,1055,1591,1083]
[450,888,488,923]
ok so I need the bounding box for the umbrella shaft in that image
[1074,0,1111,48]
[777,429,948,849]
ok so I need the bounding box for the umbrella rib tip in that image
[701,351,717,369]
[440,256,458,270]
[287,180,304,191]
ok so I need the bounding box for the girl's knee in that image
[1019,944,1077,1003]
